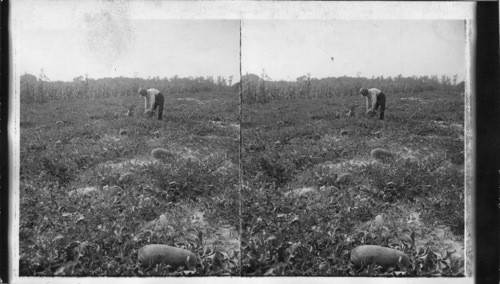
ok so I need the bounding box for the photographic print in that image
[15,1,240,276]
[241,19,468,276]
[9,0,476,282]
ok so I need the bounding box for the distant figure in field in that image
[359,88,386,120]
[138,88,165,120]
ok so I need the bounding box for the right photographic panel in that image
[241,20,468,276]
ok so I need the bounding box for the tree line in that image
[242,72,465,104]
[20,71,237,104]
[20,70,464,104]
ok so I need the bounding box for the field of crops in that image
[241,91,466,276]
[20,91,240,276]
[19,80,466,276]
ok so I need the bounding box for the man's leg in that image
[373,98,381,118]
[150,101,158,118]
[158,104,164,120]
[377,93,386,120]
[156,93,165,120]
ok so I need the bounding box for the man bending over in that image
[138,88,165,120]
[359,87,386,120]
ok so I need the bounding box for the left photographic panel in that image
[14,2,240,276]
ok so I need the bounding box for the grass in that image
[19,90,465,276]
[19,91,240,276]
[241,92,465,276]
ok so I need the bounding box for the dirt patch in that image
[97,156,158,174]
[177,98,204,104]
[320,156,377,172]
[425,134,455,140]
[396,205,464,262]
[364,137,386,149]
[215,160,238,175]
[145,138,163,149]
[394,147,421,162]
[177,148,203,161]
[142,207,239,256]
[211,121,240,131]
[144,141,204,162]
[435,161,464,174]
[433,121,463,132]
[355,207,464,263]
[400,97,428,103]
[68,186,100,197]
[320,134,344,143]
[100,133,121,143]
[284,187,317,197]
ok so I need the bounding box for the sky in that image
[242,20,466,82]
[13,2,467,83]
[14,3,240,82]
